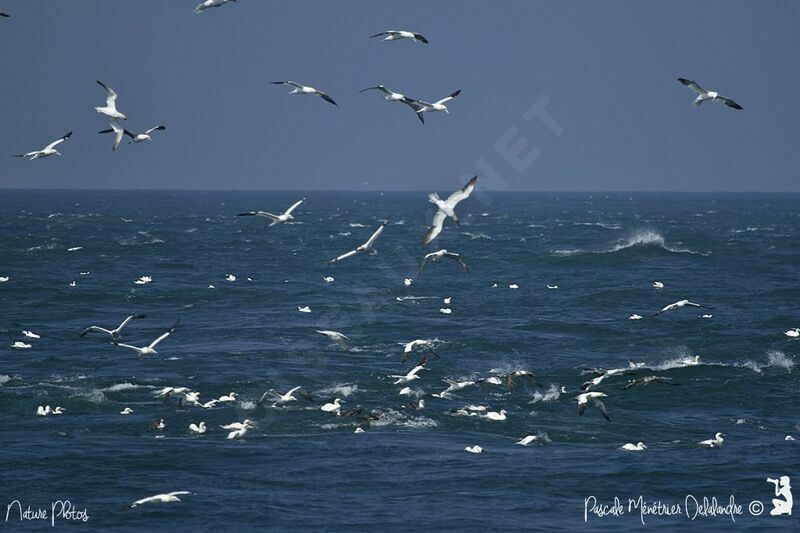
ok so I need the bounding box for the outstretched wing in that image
[677,78,707,95]
[45,132,72,151]
[317,91,338,107]
[719,96,743,110]
[271,80,304,89]
[330,249,359,263]
[144,125,166,135]
[594,400,611,422]
[97,80,118,106]
[445,252,469,272]
[363,221,387,248]
[422,210,446,245]
[284,198,304,216]
[434,89,461,106]
[149,320,180,349]
[446,175,478,205]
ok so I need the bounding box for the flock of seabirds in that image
[4,0,795,511]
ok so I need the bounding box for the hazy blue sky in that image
[0,0,797,191]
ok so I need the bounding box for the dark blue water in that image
[1,191,798,530]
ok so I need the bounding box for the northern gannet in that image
[678,78,743,110]
[403,90,461,122]
[418,249,469,275]
[623,375,679,390]
[113,319,179,356]
[316,330,350,349]
[401,339,438,363]
[620,442,647,451]
[12,131,72,160]
[80,314,146,340]
[258,386,311,406]
[483,409,507,421]
[130,492,191,508]
[422,176,477,244]
[390,365,426,385]
[270,81,338,107]
[329,221,388,263]
[653,299,713,316]
[94,81,127,120]
[784,328,800,338]
[238,198,304,226]
[189,422,207,434]
[193,0,237,14]
[516,435,545,446]
[120,407,134,415]
[697,432,725,448]
[22,330,41,339]
[464,445,484,454]
[321,398,343,413]
[575,392,611,422]
[98,124,165,150]
[369,30,429,44]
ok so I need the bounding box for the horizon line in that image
[1,187,799,194]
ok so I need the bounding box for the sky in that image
[0,0,798,192]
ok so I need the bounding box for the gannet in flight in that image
[194,0,237,13]
[418,249,469,275]
[678,78,742,110]
[623,375,679,390]
[401,339,438,363]
[390,365,426,385]
[258,386,311,406]
[620,442,647,451]
[113,320,179,355]
[80,314,146,340]
[575,392,611,422]
[238,198,304,226]
[423,176,477,244]
[697,432,725,448]
[12,131,72,160]
[360,85,425,122]
[98,124,165,150]
[403,90,461,122]
[271,81,338,107]
[504,370,542,390]
[369,30,429,44]
[130,492,192,508]
[316,330,350,349]
[94,81,127,120]
[329,221,388,263]
[653,299,713,316]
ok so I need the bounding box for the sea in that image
[1,190,798,531]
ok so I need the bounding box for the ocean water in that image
[1,190,798,530]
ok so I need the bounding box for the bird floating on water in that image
[464,445,484,454]
[189,422,207,434]
[697,432,725,448]
[620,442,647,451]
[784,328,800,338]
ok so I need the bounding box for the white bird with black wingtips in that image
[678,78,743,110]
[316,330,350,349]
[271,81,338,107]
[329,221,388,263]
[94,81,127,120]
[369,30,429,44]
[653,299,714,316]
[423,176,477,244]
[98,123,165,150]
[418,249,469,275]
[80,314,146,340]
[194,0,237,14]
[12,132,72,160]
[238,198,304,226]
[403,90,461,123]
[575,392,611,422]
[130,492,192,508]
[112,320,179,356]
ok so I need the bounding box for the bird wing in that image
[678,78,707,95]
[445,175,478,205]
[413,33,429,43]
[272,80,303,89]
[719,96,743,110]
[422,210,446,245]
[330,249,359,263]
[168,491,191,497]
[97,80,118,107]
[445,252,469,272]
[434,89,461,106]
[317,91,338,107]
[149,320,179,348]
[363,221,387,248]
[80,325,111,337]
[145,125,166,135]
[369,31,394,38]
[111,121,124,151]
[594,400,611,422]
[577,402,586,416]
[117,314,145,331]
[45,132,72,151]
[417,254,433,275]
[284,198,304,216]
[114,343,142,352]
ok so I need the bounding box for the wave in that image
[462,232,492,240]
[554,230,708,256]
[317,383,359,397]
[574,222,621,230]
[0,374,11,386]
[103,382,153,392]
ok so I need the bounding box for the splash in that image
[530,384,562,404]
[317,383,359,397]
[554,230,708,256]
